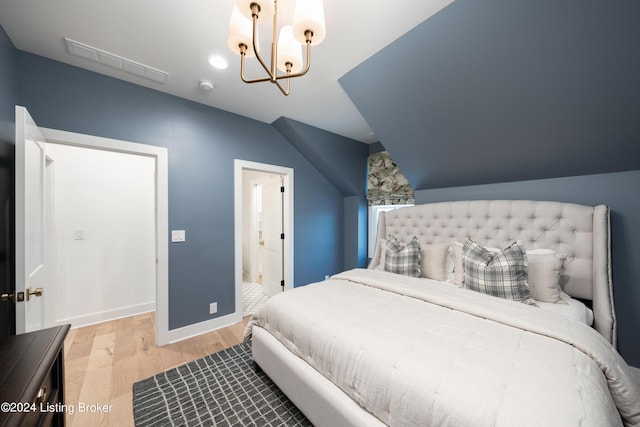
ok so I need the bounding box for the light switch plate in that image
[171,230,186,242]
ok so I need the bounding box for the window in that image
[366,150,415,259]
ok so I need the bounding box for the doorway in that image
[39,126,170,345]
[45,143,156,328]
[234,160,293,317]
[242,171,283,314]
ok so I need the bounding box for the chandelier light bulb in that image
[227,6,258,58]
[293,0,326,46]
[277,26,303,73]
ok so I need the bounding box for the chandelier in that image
[227,0,326,96]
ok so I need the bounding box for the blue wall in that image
[367,141,385,155]
[272,117,369,268]
[416,170,640,367]
[12,50,368,330]
[273,117,368,197]
[0,25,15,142]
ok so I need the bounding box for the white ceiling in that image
[0,0,453,143]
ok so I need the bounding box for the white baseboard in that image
[55,302,156,329]
[162,312,244,345]
[55,302,243,347]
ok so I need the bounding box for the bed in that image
[245,200,640,426]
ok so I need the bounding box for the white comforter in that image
[245,268,640,427]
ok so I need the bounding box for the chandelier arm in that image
[250,8,276,81]
[270,0,278,80]
[239,49,272,83]
[273,74,291,96]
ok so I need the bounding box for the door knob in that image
[1,292,25,302]
[26,287,43,301]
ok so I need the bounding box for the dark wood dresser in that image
[0,325,70,427]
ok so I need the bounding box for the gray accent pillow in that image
[463,239,537,306]
[384,235,421,277]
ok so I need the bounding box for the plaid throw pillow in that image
[463,239,536,306]
[384,235,421,277]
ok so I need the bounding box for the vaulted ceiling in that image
[340,0,640,189]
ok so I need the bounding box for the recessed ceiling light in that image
[209,55,228,70]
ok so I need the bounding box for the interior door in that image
[0,138,15,337]
[261,175,283,297]
[15,106,47,333]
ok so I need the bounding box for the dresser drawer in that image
[0,371,59,426]
[22,365,61,426]
[0,325,69,427]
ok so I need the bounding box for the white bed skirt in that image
[252,326,385,427]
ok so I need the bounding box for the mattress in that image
[246,268,640,427]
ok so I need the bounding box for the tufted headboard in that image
[373,200,616,346]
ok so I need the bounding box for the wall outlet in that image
[209,302,218,314]
[171,230,186,242]
[74,229,85,240]
[325,275,330,280]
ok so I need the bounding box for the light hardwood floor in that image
[63,312,250,426]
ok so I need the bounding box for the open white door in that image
[261,175,283,297]
[234,159,294,318]
[15,106,47,333]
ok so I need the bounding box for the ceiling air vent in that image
[64,37,169,84]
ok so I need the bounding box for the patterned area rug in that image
[132,342,312,426]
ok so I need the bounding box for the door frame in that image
[39,127,170,345]
[234,160,294,315]
[44,155,56,329]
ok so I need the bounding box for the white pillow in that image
[527,249,565,304]
[446,245,455,280]
[372,238,449,281]
[420,243,450,281]
[451,242,465,286]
